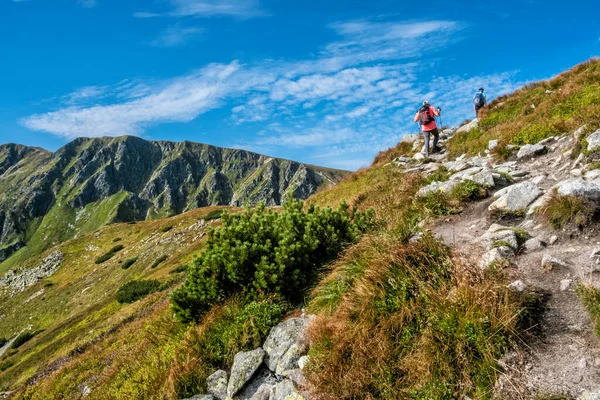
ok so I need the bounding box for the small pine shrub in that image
[95,245,125,264]
[170,264,189,274]
[0,360,14,372]
[112,237,122,243]
[539,192,596,229]
[171,199,374,322]
[161,225,174,233]
[116,280,161,303]
[0,337,6,348]
[121,257,138,270]
[204,210,224,221]
[151,255,169,269]
[10,332,36,349]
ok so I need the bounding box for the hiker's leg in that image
[432,128,440,150]
[423,130,430,156]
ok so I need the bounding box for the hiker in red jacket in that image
[413,101,441,157]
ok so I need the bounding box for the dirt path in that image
[430,135,600,398]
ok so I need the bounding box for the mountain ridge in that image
[0,136,348,266]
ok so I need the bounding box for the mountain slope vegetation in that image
[1,59,600,399]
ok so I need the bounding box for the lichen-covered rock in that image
[516,144,547,159]
[232,367,277,400]
[541,254,568,269]
[481,246,513,269]
[263,317,309,376]
[207,370,228,400]
[586,129,600,152]
[227,348,266,398]
[555,179,600,201]
[456,119,479,134]
[417,180,460,197]
[270,380,305,400]
[489,181,541,213]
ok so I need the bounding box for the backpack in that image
[474,92,485,108]
[419,106,434,125]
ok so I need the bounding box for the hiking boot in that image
[432,146,443,154]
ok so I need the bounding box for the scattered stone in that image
[524,238,545,252]
[549,235,559,245]
[297,355,309,370]
[449,166,483,181]
[207,370,228,400]
[572,153,585,168]
[488,140,498,151]
[416,180,460,197]
[182,395,214,400]
[516,144,547,159]
[481,247,513,269]
[456,119,479,134]
[579,391,600,400]
[227,348,266,398]
[263,317,309,376]
[537,136,556,146]
[541,254,568,269]
[470,170,495,187]
[570,168,583,177]
[526,192,552,216]
[573,125,587,138]
[531,175,546,185]
[585,169,600,181]
[507,280,527,292]
[591,249,600,259]
[586,128,600,152]
[560,279,573,292]
[0,251,63,296]
[233,367,277,400]
[556,179,600,201]
[480,224,519,251]
[489,181,541,213]
[492,173,511,187]
[270,379,304,400]
[509,170,530,178]
[413,153,425,161]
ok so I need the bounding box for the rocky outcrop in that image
[186,315,312,400]
[489,181,541,213]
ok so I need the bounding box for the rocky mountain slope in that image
[0,137,347,266]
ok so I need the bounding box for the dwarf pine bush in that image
[171,199,374,322]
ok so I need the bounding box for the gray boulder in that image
[579,391,600,400]
[270,380,305,400]
[516,144,547,159]
[480,224,519,251]
[449,167,483,181]
[586,129,600,152]
[470,170,495,187]
[227,349,266,398]
[207,370,228,400]
[417,180,460,197]
[456,119,479,134]
[584,169,600,181]
[233,368,277,400]
[263,318,309,377]
[489,181,541,213]
[541,254,568,269]
[481,246,513,269]
[523,238,545,252]
[182,395,214,400]
[507,280,527,293]
[488,140,498,151]
[555,179,600,201]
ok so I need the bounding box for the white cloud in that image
[22,18,526,169]
[135,0,267,19]
[150,25,204,47]
[77,0,98,8]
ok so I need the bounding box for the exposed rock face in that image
[555,179,600,201]
[489,181,541,213]
[263,317,310,376]
[586,129,600,152]
[207,370,228,400]
[517,144,547,160]
[0,138,347,260]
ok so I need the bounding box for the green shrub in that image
[121,257,138,270]
[0,337,6,348]
[95,245,125,264]
[151,255,169,269]
[449,180,489,202]
[161,225,174,233]
[424,166,450,185]
[10,331,36,349]
[116,280,162,303]
[204,210,224,221]
[112,237,122,243]
[170,264,189,274]
[171,199,374,322]
[0,360,14,372]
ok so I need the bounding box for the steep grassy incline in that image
[0,136,347,267]
[448,58,600,158]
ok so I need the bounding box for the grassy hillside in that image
[2,59,600,399]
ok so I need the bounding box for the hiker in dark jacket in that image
[413,100,441,157]
[474,87,486,117]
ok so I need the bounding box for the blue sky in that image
[1,0,599,170]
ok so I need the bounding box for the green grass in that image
[576,285,600,337]
[539,192,596,229]
[10,332,36,349]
